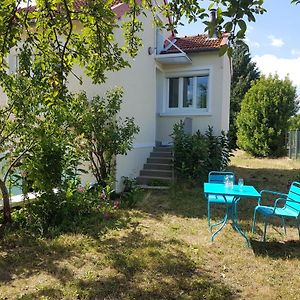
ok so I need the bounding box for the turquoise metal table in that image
[204,182,260,246]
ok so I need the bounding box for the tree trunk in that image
[0,179,12,223]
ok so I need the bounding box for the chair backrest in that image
[286,181,300,214]
[208,171,235,184]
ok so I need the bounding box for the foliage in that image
[288,113,300,131]
[171,122,208,181]
[120,176,142,208]
[229,42,260,148]
[12,182,120,236]
[166,0,266,53]
[205,126,232,171]
[76,89,139,184]
[0,1,267,70]
[0,0,141,223]
[237,75,298,157]
[171,122,232,181]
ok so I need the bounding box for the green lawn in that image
[1,151,300,299]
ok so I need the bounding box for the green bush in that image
[171,122,232,181]
[120,177,142,208]
[237,75,297,157]
[76,89,139,185]
[12,182,119,236]
[288,114,300,131]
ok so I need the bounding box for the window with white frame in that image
[167,74,209,111]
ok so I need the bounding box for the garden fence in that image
[287,130,300,159]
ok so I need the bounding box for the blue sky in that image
[177,0,300,94]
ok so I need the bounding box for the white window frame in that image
[161,67,212,116]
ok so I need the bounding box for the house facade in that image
[1,1,231,192]
[71,2,231,190]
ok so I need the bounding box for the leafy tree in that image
[229,42,260,148]
[237,75,298,157]
[0,48,86,223]
[0,96,34,223]
[0,0,268,64]
[76,89,139,185]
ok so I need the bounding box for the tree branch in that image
[3,142,35,183]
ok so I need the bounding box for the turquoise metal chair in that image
[207,171,238,234]
[252,181,300,241]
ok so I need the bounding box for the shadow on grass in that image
[66,230,236,299]
[0,211,132,284]
[1,226,237,300]
[0,233,76,283]
[250,239,300,259]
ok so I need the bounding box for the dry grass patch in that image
[0,151,300,299]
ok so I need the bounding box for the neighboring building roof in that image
[161,34,228,54]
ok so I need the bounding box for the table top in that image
[204,183,260,198]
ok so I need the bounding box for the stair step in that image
[147,157,173,164]
[140,169,172,178]
[144,163,172,170]
[153,146,173,153]
[136,176,172,186]
[150,152,173,158]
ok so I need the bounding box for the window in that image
[167,75,209,111]
[183,77,193,107]
[196,76,208,109]
[169,78,179,108]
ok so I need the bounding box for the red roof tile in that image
[161,34,227,54]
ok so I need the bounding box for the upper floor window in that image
[168,75,209,111]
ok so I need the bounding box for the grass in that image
[1,150,300,299]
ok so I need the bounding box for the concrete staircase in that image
[136,146,173,188]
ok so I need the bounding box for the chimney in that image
[210,9,218,38]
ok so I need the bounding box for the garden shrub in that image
[171,122,232,181]
[76,89,140,185]
[121,177,142,208]
[237,75,297,157]
[12,181,120,236]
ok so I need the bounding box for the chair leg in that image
[252,208,257,234]
[207,202,211,228]
[296,218,300,239]
[263,217,268,242]
[281,217,286,235]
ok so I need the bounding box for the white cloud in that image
[244,37,260,48]
[291,48,300,56]
[268,35,284,48]
[253,54,300,94]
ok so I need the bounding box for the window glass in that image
[183,77,193,107]
[196,76,208,108]
[169,78,179,108]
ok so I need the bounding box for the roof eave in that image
[161,48,220,55]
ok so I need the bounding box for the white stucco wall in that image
[155,51,231,144]
[67,12,160,191]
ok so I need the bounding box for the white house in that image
[1,1,231,191]
[70,1,231,189]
